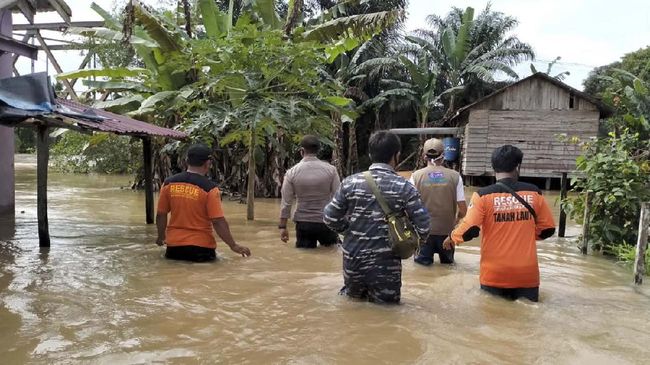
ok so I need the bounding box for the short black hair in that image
[491,145,524,173]
[368,131,401,164]
[187,143,212,167]
[300,135,320,154]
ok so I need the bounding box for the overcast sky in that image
[14,0,650,90]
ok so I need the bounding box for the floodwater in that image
[1,155,650,365]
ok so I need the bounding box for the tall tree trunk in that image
[444,94,456,121]
[283,0,304,35]
[374,109,381,131]
[181,0,192,37]
[331,111,346,178]
[347,122,358,175]
[246,128,256,220]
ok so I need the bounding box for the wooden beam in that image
[558,172,568,237]
[36,124,51,247]
[11,32,31,65]
[389,127,460,135]
[142,137,154,224]
[66,51,93,93]
[34,31,79,101]
[13,21,105,31]
[16,0,35,24]
[0,33,38,59]
[12,65,19,76]
[634,202,649,285]
[47,0,71,24]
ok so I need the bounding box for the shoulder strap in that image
[363,171,394,217]
[495,181,537,222]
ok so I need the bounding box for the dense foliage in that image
[51,132,143,175]
[50,1,535,204]
[566,69,650,264]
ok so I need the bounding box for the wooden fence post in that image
[142,137,154,225]
[558,172,568,237]
[36,125,50,247]
[634,202,650,285]
[580,192,592,254]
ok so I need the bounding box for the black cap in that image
[187,144,212,166]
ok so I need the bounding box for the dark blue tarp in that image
[0,72,103,125]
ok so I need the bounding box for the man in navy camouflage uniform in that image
[324,131,430,304]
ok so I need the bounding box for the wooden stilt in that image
[559,172,568,237]
[36,125,50,247]
[142,137,154,224]
[580,192,592,254]
[634,202,649,285]
[545,177,552,190]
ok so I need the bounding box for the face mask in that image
[429,154,444,164]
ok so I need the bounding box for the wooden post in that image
[246,128,256,221]
[580,192,592,254]
[142,137,154,225]
[634,202,650,285]
[558,172,568,237]
[545,178,552,190]
[36,125,50,247]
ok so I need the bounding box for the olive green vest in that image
[411,165,461,236]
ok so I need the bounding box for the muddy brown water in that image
[1,154,649,364]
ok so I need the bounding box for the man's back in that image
[158,171,224,249]
[324,163,430,256]
[411,165,461,235]
[452,178,555,288]
[280,156,339,223]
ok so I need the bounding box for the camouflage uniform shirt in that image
[324,163,430,303]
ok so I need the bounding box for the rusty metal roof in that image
[56,98,187,140]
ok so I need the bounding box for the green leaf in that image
[90,2,121,30]
[67,27,159,48]
[248,0,281,29]
[94,95,144,114]
[633,78,648,96]
[134,2,182,52]
[454,7,474,67]
[325,96,353,106]
[199,0,230,38]
[441,27,456,66]
[82,79,153,93]
[399,55,427,91]
[302,10,400,43]
[56,68,150,80]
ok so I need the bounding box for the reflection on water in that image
[1,154,649,364]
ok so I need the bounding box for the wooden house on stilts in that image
[447,73,613,181]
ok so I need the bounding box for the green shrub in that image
[51,132,142,174]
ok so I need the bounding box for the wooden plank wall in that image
[487,110,599,177]
[463,109,489,175]
[462,77,601,177]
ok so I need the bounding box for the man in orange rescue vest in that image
[443,145,555,302]
[156,144,251,262]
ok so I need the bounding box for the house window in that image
[569,93,575,109]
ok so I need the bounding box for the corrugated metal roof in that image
[56,99,187,140]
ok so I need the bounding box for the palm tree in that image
[412,5,534,119]
[530,56,570,81]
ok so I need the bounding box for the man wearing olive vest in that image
[410,138,467,266]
